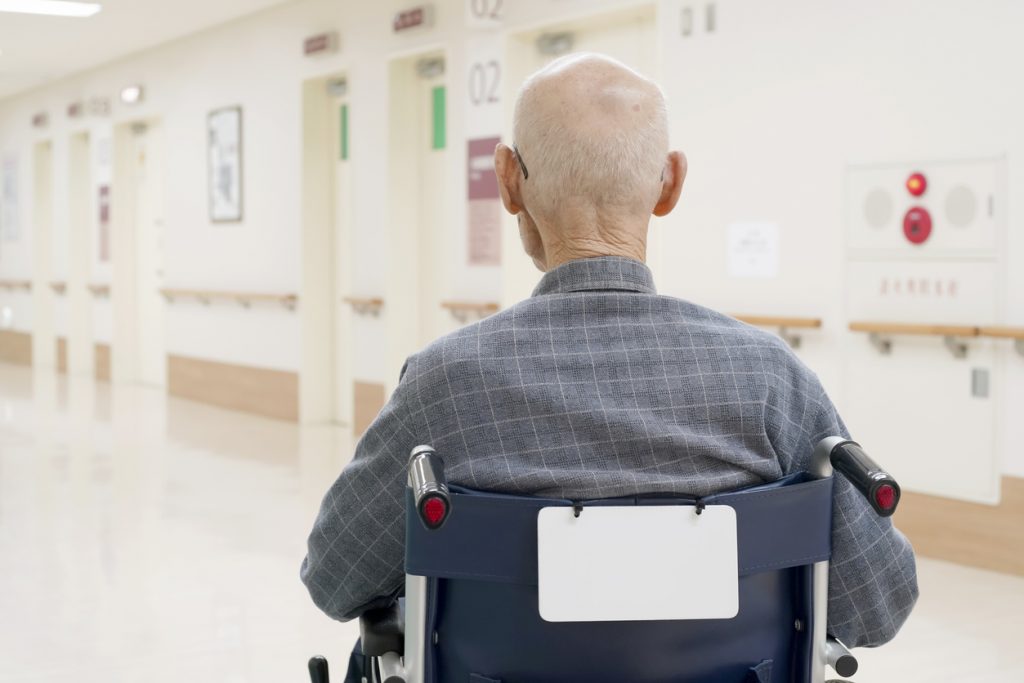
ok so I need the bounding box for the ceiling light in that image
[0,1,102,18]
[120,85,143,104]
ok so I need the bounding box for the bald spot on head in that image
[513,53,668,216]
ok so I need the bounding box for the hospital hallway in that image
[0,361,1020,683]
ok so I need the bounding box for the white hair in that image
[512,54,669,217]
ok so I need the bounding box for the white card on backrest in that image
[537,505,738,622]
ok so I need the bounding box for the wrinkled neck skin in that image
[530,198,650,271]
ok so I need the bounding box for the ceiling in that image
[0,0,297,101]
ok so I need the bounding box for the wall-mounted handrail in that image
[979,326,1024,357]
[0,279,32,291]
[49,281,67,295]
[342,296,384,316]
[87,283,111,297]
[732,314,822,349]
[849,321,980,359]
[160,288,298,311]
[441,300,500,323]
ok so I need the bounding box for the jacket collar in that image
[531,256,657,297]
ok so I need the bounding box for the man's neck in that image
[543,241,647,271]
[540,213,649,271]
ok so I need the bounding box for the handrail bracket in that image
[779,325,801,349]
[943,335,969,359]
[868,332,892,355]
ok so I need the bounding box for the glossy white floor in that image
[1,362,1021,682]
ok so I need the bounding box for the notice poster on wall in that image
[727,222,779,278]
[467,136,502,266]
[1,156,19,241]
[208,106,243,222]
[97,185,110,262]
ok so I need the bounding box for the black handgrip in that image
[360,603,405,656]
[308,655,330,683]
[830,441,901,517]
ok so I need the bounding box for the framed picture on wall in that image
[207,106,243,222]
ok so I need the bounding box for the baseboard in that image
[167,354,299,422]
[95,343,111,382]
[0,330,32,365]
[354,381,386,436]
[896,476,1024,576]
[57,337,67,374]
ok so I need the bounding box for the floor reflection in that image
[0,363,357,683]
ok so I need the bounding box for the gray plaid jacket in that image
[302,256,918,648]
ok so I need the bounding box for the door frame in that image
[110,117,166,386]
[300,71,353,424]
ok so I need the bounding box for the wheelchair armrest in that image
[359,603,404,657]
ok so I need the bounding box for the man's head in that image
[495,53,687,272]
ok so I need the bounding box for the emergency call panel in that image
[846,159,999,258]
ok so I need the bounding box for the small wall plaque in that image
[393,5,434,32]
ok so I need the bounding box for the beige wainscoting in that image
[167,354,299,422]
[95,344,111,382]
[354,381,386,436]
[0,330,32,365]
[56,337,68,374]
[897,476,1024,576]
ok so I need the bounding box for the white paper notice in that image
[728,222,779,278]
[537,505,738,623]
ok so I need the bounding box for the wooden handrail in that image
[441,300,500,322]
[160,288,298,310]
[441,301,500,314]
[733,314,822,349]
[848,321,979,338]
[342,296,384,316]
[50,281,67,294]
[849,320,979,358]
[979,326,1024,340]
[87,283,110,297]
[980,326,1024,356]
[0,279,32,291]
[733,315,822,329]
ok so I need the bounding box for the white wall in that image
[655,0,1024,476]
[0,0,1020,473]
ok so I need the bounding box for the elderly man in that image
[301,53,918,649]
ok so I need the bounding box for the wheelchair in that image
[309,436,900,683]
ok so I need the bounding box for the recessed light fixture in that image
[120,84,143,105]
[0,1,102,18]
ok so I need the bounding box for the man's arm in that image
[767,365,919,648]
[300,359,424,622]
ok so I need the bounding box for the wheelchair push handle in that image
[408,445,451,530]
[307,655,329,683]
[814,437,901,517]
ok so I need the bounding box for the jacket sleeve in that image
[300,358,424,621]
[767,367,920,648]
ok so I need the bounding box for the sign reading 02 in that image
[468,61,501,107]
[468,0,503,24]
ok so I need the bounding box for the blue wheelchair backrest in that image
[405,473,833,683]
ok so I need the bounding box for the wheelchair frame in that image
[311,436,900,683]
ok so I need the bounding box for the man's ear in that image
[494,143,524,215]
[653,150,687,217]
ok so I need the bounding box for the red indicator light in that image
[903,207,932,245]
[421,496,448,528]
[874,484,896,512]
[906,172,927,197]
